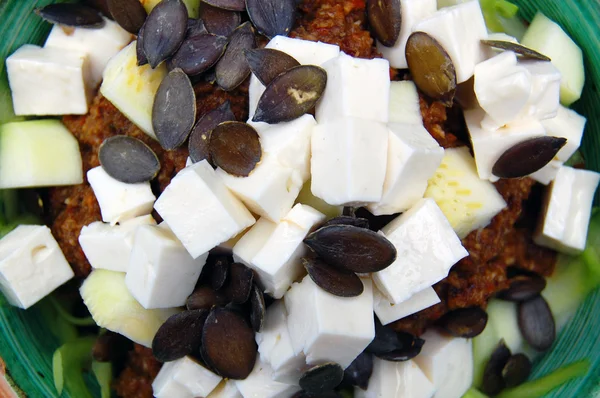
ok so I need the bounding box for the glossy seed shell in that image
[35,4,104,28]
[322,216,370,230]
[342,351,373,390]
[502,353,532,388]
[210,256,231,291]
[253,65,327,124]
[201,308,257,379]
[98,136,160,183]
[199,3,241,37]
[481,340,511,396]
[152,309,208,362]
[136,23,148,66]
[367,318,421,356]
[168,33,228,76]
[189,101,236,165]
[303,257,364,297]
[84,0,113,19]
[367,0,401,47]
[216,22,256,91]
[204,0,246,11]
[405,32,456,106]
[152,68,196,150]
[185,286,229,310]
[299,363,344,395]
[304,225,397,273]
[222,263,254,304]
[437,307,488,338]
[249,284,266,332]
[518,295,555,351]
[481,40,551,61]
[245,48,300,86]
[376,345,423,361]
[142,0,188,68]
[187,18,208,37]
[497,275,547,302]
[245,0,296,39]
[209,122,262,177]
[107,0,147,34]
[492,136,567,179]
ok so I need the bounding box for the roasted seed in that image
[201,307,257,379]
[245,0,296,39]
[497,275,547,302]
[136,22,148,66]
[367,0,401,47]
[518,295,555,351]
[83,0,112,19]
[189,101,236,165]
[342,351,373,390]
[142,0,188,68]
[376,344,424,361]
[354,208,400,232]
[367,317,423,357]
[437,307,488,338]
[481,340,511,396]
[98,136,160,184]
[107,0,146,34]
[152,68,196,150]
[35,4,104,28]
[210,256,231,290]
[481,40,551,61]
[304,225,397,273]
[185,286,229,310]
[492,136,567,179]
[222,263,254,304]
[245,48,300,86]
[253,65,327,124]
[299,363,344,395]
[168,33,228,76]
[303,257,364,297]
[203,0,246,11]
[322,216,370,230]
[187,18,208,37]
[209,122,262,177]
[249,284,266,332]
[405,32,457,106]
[152,309,209,362]
[502,353,532,388]
[199,3,241,37]
[216,22,256,91]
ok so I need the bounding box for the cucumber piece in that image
[0,119,83,189]
[140,0,201,17]
[521,13,585,106]
[295,180,342,220]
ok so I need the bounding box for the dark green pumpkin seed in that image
[367,317,423,357]
[492,136,567,179]
[354,208,400,232]
[199,2,241,37]
[367,0,401,47]
[209,122,262,177]
[35,4,104,28]
[136,23,148,66]
[481,340,511,396]
[210,256,231,291]
[437,307,488,338]
[142,0,188,68]
[185,286,229,310]
[502,353,532,388]
[299,363,344,395]
[107,0,146,34]
[84,0,113,19]
[518,295,555,351]
[189,101,236,165]
[322,216,370,230]
[187,18,208,37]
[216,22,256,91]
[303,257,364,297]
[168,33,228,76]
[98,136,160,184]
[204,0,246,11]
[249,284,266,332]
[245,0,296,39]
[253,65,327,124]
[376,344,423,361]
[222,263,254,304]
[481,40,551,61]
[342,351,373,390]
[497,275,546,302]
[245,48,300,86]
[152,309,209,362]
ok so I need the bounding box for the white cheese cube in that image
[414,330,473,398]
[7,45,92,116]
[541,105,586,162]
[373,199,468,304]
[234,359,301,398]
[374,286,440,325]
[311,118,388,206]
[152,356,222,398]
[154,161,255,258]
[87,166,156,225]
[465,108,546,181]
[208,381,242,398]
[529,160,562,185]
[355,358,435,398]
[520,60,561,121]
[367,123,444,215]
[0,225,74,309]
[233,204,325,298]
[377,0,437,69]
[534,166,600,254]
[284,275,375,369]
[388,81,423,124]
[44,18,132,87]
[413,0,488,83]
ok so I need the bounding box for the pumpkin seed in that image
[299,363,344,395]
[107,0,146,34]
[168,33,228,76]
[142,0,188,68]
[245,48,300,86]
[185,286,229,310]
[249,284,266,332]
[199,2,241,37]
[303,257,364,297]
[481,40,551,61]
[83,0,112,19]
[367,0,401,47]
[304,225,397,273]
[518,295,555,351]
[222,262,254,304]
[492,136,567,179]
[204,0,246,11]
[35,4,104,28]
[245,0,296,39]
[152,68,196,150]
[354,208,400,232]
[497,275,546,302]
[187,18,208,37]
[342,351,373,390]
[367,317,423,358]
[322,216,370,230]
[502,353,532,388]
[437,307,488,338]
[189,101,236,165]
[405,32,457,106]
[209,256,231,290]
[481,340,511,396]
[136,23,148,66]
[98,136,160,184]
[216,22,256,91]
[209,122,262,177]
[201,307,257,379]
[152,309,208,362]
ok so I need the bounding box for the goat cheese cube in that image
[414,330,473,398]
[374,286,440,325]
[465,108,546,181]
[152,356,222,398]
[208,381,242,398]
[413,0,488,83]
[233,204,325,298]
[0,225,74,309]
[520,60,561,121]
[311,118,388,206]
[285,275,375,369]
[534,166,600,254]
[154,161,255,258]
[44,18,132,87]
[388,81,423,124]
[373,199,468,304]
[541,105,586,162]
[88,166,156,225]
[530,160,562,185]
[355,358,435,398]
[235,359,301,398]
[377,0,437,69]
[367,123,444,215]
[7,45,93,116]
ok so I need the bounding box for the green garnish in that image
[463,388,490,398]
[52,337,96,398]
[479,0,527,38]
[92,360,113,398]
[49,296,96,327]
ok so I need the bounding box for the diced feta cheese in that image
[388,81,423,124]
[152,356,222,398]
[0,225,74,309]
[413,330,473,398]
[377,0,437,69]
[44,18,132,87]
[373,199,468,304]
[7,45,93,116]
[355,358,435,398]
[208,381,242,398]
[87,166,156,225]
[529,159,562,185]
[154,161,255,258]
[413,0,488,83]
[373,286,440,325]
[284,275,375,369]
[534,166,600,254]
[540,105,586,162]
[367,123,444,215]
[233,204,325,298]
[311,118,388,206]
[519,60,561,121]
[234,359,301,398]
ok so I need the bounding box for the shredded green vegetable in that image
[92,360,113,398]
[49,296,96,327]
[462,388,490,398]
[479,0,527,38]
[52,337,96,398]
